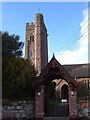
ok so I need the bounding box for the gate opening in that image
[44,80,69,117]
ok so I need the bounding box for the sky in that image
[1,2,89,64]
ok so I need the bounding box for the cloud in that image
[56,8,88,65]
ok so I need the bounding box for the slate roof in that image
[63,63,90,78]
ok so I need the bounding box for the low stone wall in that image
[69,116,89,120]
[2,100,35,119]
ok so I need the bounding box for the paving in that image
[43,117,69,120]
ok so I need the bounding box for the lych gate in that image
[32,56,78,119]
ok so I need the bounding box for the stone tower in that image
[25,13,48,74]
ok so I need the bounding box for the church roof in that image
[63,63,90,78]
[32,56,78,87]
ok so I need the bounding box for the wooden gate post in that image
[35,85,44,118]
[68,84,78,119]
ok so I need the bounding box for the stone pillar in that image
[68,84,78,118]
[35,85,44,118]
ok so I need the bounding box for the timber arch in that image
[32,55,78,119]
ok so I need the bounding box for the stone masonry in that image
[2,100,35,119]
[25,13,48,74]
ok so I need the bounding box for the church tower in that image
[25,13,48,74]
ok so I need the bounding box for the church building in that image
[25,13,90,118]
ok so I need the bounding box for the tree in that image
[2,31,24,57]
[2,57,36,99]
[2,31,37,100]
[77,81,88,98]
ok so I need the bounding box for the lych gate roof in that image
[32,56,78,87]
[63,63,90,78]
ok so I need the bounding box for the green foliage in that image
[77,81,88,98]
[2,31,24,57]
[2,31,37,100]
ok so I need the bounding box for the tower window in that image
[29,50,32,57]
[30,36,32,42]
[32,35,34,41]
[30,35,34,42]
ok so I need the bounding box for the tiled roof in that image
[63,63,90,78]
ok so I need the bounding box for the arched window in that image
[61,84,68,100]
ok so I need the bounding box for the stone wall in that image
[2,100,35,119]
